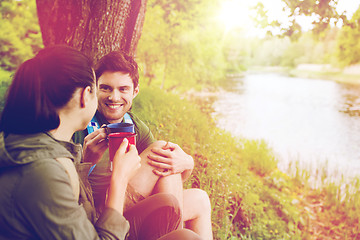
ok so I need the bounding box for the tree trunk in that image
[36,0,147,61]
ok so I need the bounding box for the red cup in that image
[108,132,136,161]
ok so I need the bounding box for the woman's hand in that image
[106,138,141,214]
[112,138,141,182]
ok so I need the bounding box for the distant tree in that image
[337,7,360,66]
[282,0,346,37]
[36,0,147,61]
[137,0,227,90]
[253,0,346,40]
[137,0,200,89]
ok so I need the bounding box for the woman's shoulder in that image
[15,158,73,196]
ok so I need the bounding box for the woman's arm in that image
[16,140,139,240]
[16,159,127,239]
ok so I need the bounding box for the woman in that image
[0,46,200,240]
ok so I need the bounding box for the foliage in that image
[243,29,338,68]
[221,29,250,73]
[288,0,343,38]
[0,0,42,71]
[0,69,12,113]
[247,0,360,67]
[284,0,344,34]
[251,0,349,41]
[248,37,291,67]
[251,2,290,38]
[137,0,228,92]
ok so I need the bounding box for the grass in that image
[133,86,360,239]
[287,159,360,239]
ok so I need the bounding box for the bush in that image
[0,69,12,113]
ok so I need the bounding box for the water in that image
[213,73,360,178]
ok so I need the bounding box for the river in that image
[213,73,360,179]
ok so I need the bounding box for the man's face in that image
[97,71,139,123]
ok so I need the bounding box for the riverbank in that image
[134,86,360,239]
[248,65,360,85]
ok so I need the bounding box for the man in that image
[74,51,213,239]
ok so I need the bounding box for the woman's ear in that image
[80,86,92,108]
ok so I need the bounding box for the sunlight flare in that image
[218,0,254,31]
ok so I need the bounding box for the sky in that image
[218,0,360,36]
[337,0,360,18]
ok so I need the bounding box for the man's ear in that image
[80,86,92,108]
[133,85,140,99]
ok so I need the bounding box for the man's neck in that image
[96,110,124,124]
[107,118,124,124]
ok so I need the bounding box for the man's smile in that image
[106,103,124,109]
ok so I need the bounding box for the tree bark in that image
[36,0,147,61]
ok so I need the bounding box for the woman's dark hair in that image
[0,45,94,134]
[95,51,139,88]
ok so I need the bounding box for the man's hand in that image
[83,126,108,165]
[147,141,194,181]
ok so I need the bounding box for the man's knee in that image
[149,140,167,149]
[158,229,202,240]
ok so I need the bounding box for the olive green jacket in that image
[0,132,129,239]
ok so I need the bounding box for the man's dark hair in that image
[0,45,94,134]
[95,51,139,88]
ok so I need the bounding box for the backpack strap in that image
[123,112,133,124]
[86,116,100,176]
[87,116,99,134]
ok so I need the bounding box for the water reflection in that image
[213,73,360,178]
